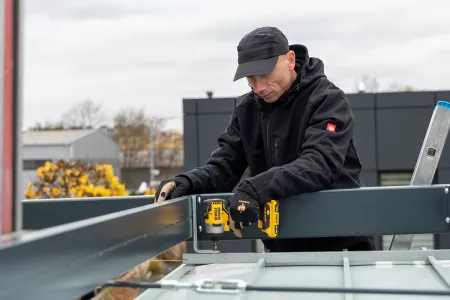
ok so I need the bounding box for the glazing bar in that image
[343,257,353,300]
[428,256,450,288]
[236,258,266,300]
[183,249,450,266]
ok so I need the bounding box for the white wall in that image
[20,144,71,199]
[22,144,70,160]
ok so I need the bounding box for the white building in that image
[21,128,120,198]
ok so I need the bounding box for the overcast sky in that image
[23,0,450,132]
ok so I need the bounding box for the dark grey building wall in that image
[184,90,450,187]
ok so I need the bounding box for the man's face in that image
[246,51,296,103]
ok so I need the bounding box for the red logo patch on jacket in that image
[326,123,336,132]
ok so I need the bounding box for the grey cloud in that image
[26,0,194,20]
[194,10,448,53]
[22,0,450,130]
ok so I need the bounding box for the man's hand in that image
[155,176,192,203]
[228,189,260,237]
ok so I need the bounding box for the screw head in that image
[446,217,450,224]
[446,188,449,194]
[199,226,203,232]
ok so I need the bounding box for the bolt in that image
[446,217,450,224]
[199,226,203,232]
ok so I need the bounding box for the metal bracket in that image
[192,195,219,254]
[444,187,450,225]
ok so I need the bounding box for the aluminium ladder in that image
[389,100,450,250]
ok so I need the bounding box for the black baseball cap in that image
[233,27,289,82]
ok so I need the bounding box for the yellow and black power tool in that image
[204,198,279,251]
[257,199,280,238]
[203,198,230,251]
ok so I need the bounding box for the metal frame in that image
[22,195,155,229]
[2,184,450,298]
[183,249,450,266]
[0,196,192,300]
[182,249,450,296]
[133,248,450,299]
[193,184,450,244]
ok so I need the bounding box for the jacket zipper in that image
[266,105,272,166]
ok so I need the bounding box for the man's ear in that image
[287,50,296,70]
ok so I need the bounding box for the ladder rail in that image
[389,101,450,250]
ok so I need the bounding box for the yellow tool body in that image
[258,200,280,238]
[203,198,230,250]
[204,198,230,235]
[204,198,280,244]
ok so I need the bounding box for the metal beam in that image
[343,257,353,300]
[0,196,192,300]
[22,195,155,229]
[427,256,450,287]
[183,249,450,266]
[194,184,450,241]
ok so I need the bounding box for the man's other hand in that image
[155,176,192,203]
[228,218,242,238]
[228,189,259,236]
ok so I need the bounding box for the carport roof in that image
[22,129,98,146]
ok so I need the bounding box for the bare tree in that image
[28,120,65,131]
[387,82,414,92]
[154,130,183,169]
[354,75,379,93]
[62,98,107,129]
[112,107,166,169]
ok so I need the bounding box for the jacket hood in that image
[254,44,326,106]
[290,44,326,90]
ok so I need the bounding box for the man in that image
[155,26,373,252]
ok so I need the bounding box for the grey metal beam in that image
[0,196,192,300]
[22,195,155,229]
[427,256,450,288]
[343,257,353,300]
[194,184,450,241]
[237,258,266,300]
[183,249,450,266]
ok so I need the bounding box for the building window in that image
[23,159,49,170]
[379,172,412,186]
[379,171,438,186]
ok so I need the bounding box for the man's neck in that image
[283,69,298,93]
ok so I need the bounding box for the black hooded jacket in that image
[180,44,373,252]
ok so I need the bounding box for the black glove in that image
[154,176,193,203]
[228,183,260,230]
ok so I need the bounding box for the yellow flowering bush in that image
[24,160,128,199]
[144,186,156,195]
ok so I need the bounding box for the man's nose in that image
[252,79,266,94]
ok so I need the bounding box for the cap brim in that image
[233,56,278,82]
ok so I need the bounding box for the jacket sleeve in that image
[243,86,355,202]
[180,107,248,193]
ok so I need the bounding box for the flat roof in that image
[22,129,97,146]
